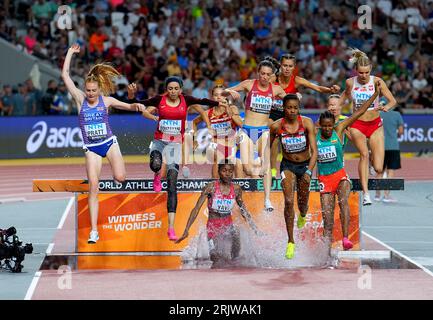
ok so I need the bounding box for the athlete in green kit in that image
[317,81,381,256]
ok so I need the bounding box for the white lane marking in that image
[363,232,433,278]
[57,197,74,229]
[0,192,65,197]
[0,197,26,203]
[365,226,433,229]
[25,197,73,202]
[0,186,37,191]
[337,250,390,259]
[46,243,54,254]
[24,271,42,300]
[22,198,72,301]
[382,241,433,244]
[17,228,57,231]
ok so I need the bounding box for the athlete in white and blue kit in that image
[223,58,288,212]
[62,44,145,244]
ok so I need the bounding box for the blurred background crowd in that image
[0,0,432,116]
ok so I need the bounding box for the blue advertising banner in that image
[0,115,154,159]
[1,114,432,159]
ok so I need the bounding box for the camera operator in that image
[0,227,33,273]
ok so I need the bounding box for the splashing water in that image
[180,209,332,269]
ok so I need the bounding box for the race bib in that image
[84,123,108,139]
[250,94,272,114]
[159,119,182,135]
[211,121,232,136]
[211,198,235,214]
[281,135,307,153]
[318,145,337,163]
[354,92,376,111]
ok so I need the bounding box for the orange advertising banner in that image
[77,192,359,253]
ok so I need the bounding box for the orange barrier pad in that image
[77,255,182,270]
[77,193,359,252]
[33,179,90,192]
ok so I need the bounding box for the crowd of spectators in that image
[0,0,432,116]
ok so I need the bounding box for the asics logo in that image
[26,121,83,154]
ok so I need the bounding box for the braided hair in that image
[319,110,336,124]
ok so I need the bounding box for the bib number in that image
[318,145,337,163]
[159,119,182,135]
[281,135,307,153]
[250,94,272,114]
[211,198,234,214]
[211,121,232,136]
[84,123,108,140]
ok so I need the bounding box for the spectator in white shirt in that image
[391,2,407,32]
[117,13,134,40]
[405,1,424,27]
[125,30,142,47]
[109,25,125,50]
[377,0,392,17]
[151,27,166,51]
[323,60,340,82]
[227,31,245,59]
[412,72,428,91]
[128,3,143,27]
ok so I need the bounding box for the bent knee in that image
[373,165,383,174]
[243,167,253,176]
[114,174,126,183]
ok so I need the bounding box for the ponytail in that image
[348,48,371,68]
[85,63,120,96]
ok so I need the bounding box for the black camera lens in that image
[5,227,16,237]
[24,243,33,254]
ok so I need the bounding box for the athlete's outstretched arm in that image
[127,92,162,121]
[62,44,85,107]
[273,84,289,99]
[338,79,352,107]
[189,104,211,129]
[375,78,396,112]
[224,80,253,100]
[141,106,158,121]
[176,183,214,244]
[228,105,243,128]
[296,76,340,94]
[305,117,318,172]
[105,97,145,112]
[337,81,381,136]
